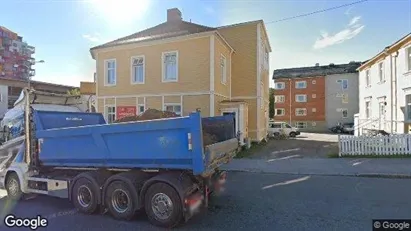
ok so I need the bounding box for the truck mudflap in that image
[203,138,239,176]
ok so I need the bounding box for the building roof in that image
[0,77,76,89]
[272,62,363,80]
[90,20,215,51]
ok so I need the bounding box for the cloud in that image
[313,16,365,49]
[344,7,353,16]
[82,34,101,43]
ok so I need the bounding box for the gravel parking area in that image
[249,132,340,160]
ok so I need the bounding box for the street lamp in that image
[14,60,45,89]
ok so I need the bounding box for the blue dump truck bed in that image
[34,111,238,175]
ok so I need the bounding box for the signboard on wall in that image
[116,106,136,119]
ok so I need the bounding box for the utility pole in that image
[289,78,292,125]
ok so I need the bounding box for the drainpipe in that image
[385,48,394,133]
[393,51,399,132]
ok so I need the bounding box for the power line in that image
[265,0,369,24]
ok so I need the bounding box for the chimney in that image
[167,8,182,22]
[315,63,319,67]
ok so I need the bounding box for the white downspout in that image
[388,50,394,133]
[393,51,399,132]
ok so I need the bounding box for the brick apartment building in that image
[272,62,362,132]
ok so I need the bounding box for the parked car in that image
[268,121,300,137]
[342,123,354,134]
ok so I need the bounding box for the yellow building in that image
[88,8,271,142]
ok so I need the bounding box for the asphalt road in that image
[0,172,410,231]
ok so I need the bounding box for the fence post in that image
[338,135,342,157]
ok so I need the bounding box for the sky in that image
[0,0,410,87]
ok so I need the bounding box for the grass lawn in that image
[235,140,269,159]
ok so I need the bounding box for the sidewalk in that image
[222,158,411,178]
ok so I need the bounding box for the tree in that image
[67,88,80,96]
[269,88,275,119]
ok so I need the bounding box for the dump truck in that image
[0,89,239,228]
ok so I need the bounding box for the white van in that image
[268,121,300,137]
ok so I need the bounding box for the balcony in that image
[28,57,36,65]
[29,69,35,77]
[26,45,35,54]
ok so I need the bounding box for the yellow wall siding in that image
[164,95,181,104]
[214,95,227,116]
[146,96,162,110]
[105,98,115,105]
[138,97,145,104]
[243,104,249,139]
[116,97,136,106]
[97,99,104,113]
[241,98,258,141]
[218,23,257,97]
[183,95,210,117]
[96,37,211,96]
[214,37,231,98]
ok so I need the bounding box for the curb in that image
[223,169,411,179]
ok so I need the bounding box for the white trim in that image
[215,92,229,99]
[295,80,307,89]
[256,23,262,141]
[95,53,99,110]
[180,95,184,116]
[295,108,307,116]
[97,91,212,99]
[220,54,227,85]
[103,98,106,118]
[295,94,307,102]
[221,107,244,144]
[210,35,215,117]
[161,95,165,110]
[274,108,285,116]
[135,97,138,112]
[104,103,116,123]
[104,59,117,86]
[163,102,182,116]
[274,82,285,89]
[229,50,233,100]
[162,50,179,82]
[130,55,145,84]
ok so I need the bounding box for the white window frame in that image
[295,94,307,102]
[163,103,182,116]
[104,59,116,86]
[365,101,371,119]
[406,94,411,122]
[274,95,285,103]
[378,61,384,83]
[105,105,116,123]
[406,46,411,72]
[162,51,179,82]
[341,108,348,118]
[220,54,227,84]
[137,104,145,115]
[341,79,348,90]
[130,55,145,84]
[295,122,307,129]
[275,82,285,90]
[365,69,371,87]
[312,108,316,113]
[295,108,307,116]
[274,108,285,116]
[342,94,348,104]
[312,94,316,99]
[312,80,316,84]
[295,81,307,89]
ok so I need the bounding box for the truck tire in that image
[144,182,183,228]
[72,178,99,214]
[6,173,23,201]
[105,180,136,220]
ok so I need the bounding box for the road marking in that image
[267,154,301,162]
[270,148,300,155]
[262,176,311,190]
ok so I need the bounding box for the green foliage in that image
[67,88,80,96]
[269,88,275,119]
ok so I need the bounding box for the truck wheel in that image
[105,181,136,220]
[144,183,183,228]
[6,173,23,200]
[72,178,99,214]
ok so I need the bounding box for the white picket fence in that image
[338,134,411,156]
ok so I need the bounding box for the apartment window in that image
[342,94,348,104]
[312,108,316,113]
[365,101,371,119]
[274,108,285,116]
[137,104,145,115]
[162,51,178,82]
[105,106,116,124]
[341,79,348,90]
[275,82,285,89]
[365,70,370,87]
[295,94,307,102]
[295,122,307,129]
[221,55,227,84]
[131,56,145,84]
[406,95,411,121]
[105,59,116,85]
[274,95,285,103]
[312,94,316,99]
[378,62,384,82]
[407,47,411,72]
[295,108,307,116]
[164,104,182,116]
[312,80,316,84]
[342,109,348,118]
[295,81,307,89]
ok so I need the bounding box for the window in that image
[312,80,316,84]
[378,62,384,82]
[407,47,411,72]
[274,108,285,116]
[342,94,348,104]
[162,51,178,82]
[312,94,316,99]
[365,70,370,87]
[295,108,307,116]
[295,122,307,129]
[341,79,348,90]
[365,101,371,119]
[270,123,282,128]
[342,109,348,118]
[406,95,411,121]
[275,82,285,89]
[137,104,145,115]
[220,55,227,84]
[312,108,316,113]
[105,106,116,124]
[274,95,285,103]
[164,104,182,116]
[295,81,307,89]
[131,56,144,84]
[105,59,116,86]
[295,94,307,102]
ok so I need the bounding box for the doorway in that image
[223,112,236,136]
